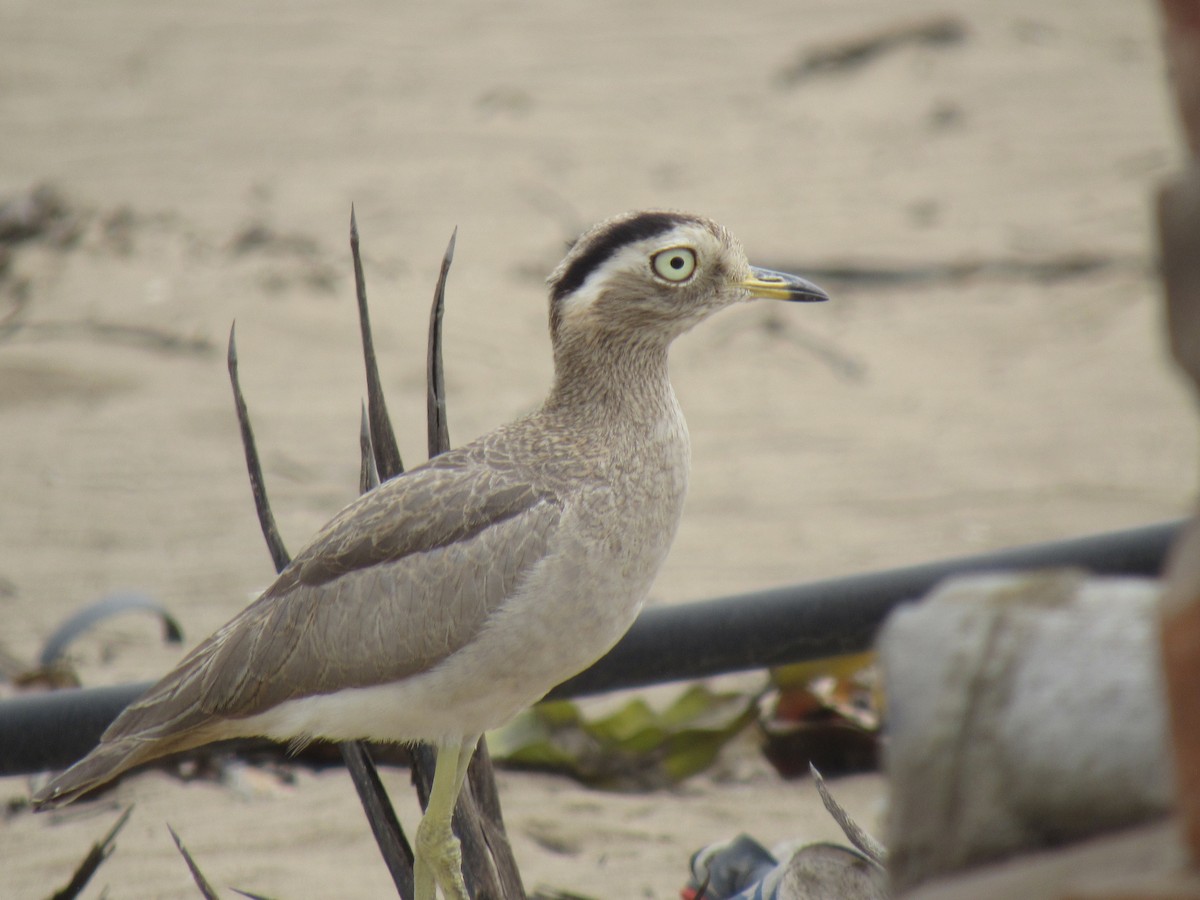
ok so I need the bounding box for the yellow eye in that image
[651,247,697,282]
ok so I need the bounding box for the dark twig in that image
[230,316,414,896]
[418,227,523,899]
[409,742,434,810]
[426,228,455,459]
[468,738,526,898]
[406,744,504,900]
[167,824,220,900]
[227,324,290,571]
[455,798,505,900]
[345,398,417,896]
[340,740,415,898]
[354,217,508,896]
[49,806,133,900]
[348,212,444,898]
[360,402,381,494]
[351,206,403,479]
[421,229,524,898]
[467,740,506,828]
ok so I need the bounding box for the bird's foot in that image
[415,815,469,900]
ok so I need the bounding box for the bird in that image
[33,210,828,899]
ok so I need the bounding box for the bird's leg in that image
[451,735,478,800]
[414,739,477,900]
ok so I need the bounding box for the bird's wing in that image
[108,456,563,740]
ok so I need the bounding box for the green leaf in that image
[488,685,759,789]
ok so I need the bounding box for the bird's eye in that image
[651,248,697,283]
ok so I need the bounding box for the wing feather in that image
[35,430,568,807]
[95,456,561,738]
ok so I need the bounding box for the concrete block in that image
[880,570,1174,890]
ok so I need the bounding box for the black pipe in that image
[2,683,154,778]
[550,518,1181,699]
[1,519,1182,776]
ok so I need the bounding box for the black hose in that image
[1,519,1180,776]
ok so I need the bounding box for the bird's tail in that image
[33,619,240,810]
[33,726,213,810]
[34,737,159,809]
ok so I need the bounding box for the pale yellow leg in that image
[451,736,476,801]
[413,738,478,900]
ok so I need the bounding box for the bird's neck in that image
[544,332,676,426]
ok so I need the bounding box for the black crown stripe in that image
[550,212,697,304]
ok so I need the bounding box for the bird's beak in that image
[742,266,829,303]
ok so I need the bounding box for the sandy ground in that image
[0,0,1195,897]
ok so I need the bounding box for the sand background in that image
[1,1,1196,897]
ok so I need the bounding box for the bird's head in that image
[547,210,828,349]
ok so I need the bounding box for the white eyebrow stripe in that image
[556,241,653,321]
[554,221,716,315]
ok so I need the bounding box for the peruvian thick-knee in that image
[35,210,828,899]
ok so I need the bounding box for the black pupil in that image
[670,256,684,269]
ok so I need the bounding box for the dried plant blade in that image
[348,411,416,896]
[167,823,221,900]
[810,763,887,866]
[409,743,504,900]
[347,207,459,899]
[468,737,526,898]
[410,741,434,810]
[419,228,524,898]
[40,593,183,668]
[345,362,413,896]
[48,805,132,900]
[336,744,415,895]
[457,811,506,900]
[350,206,403,480]
[231,890,279,900]
[340,740,415,898]
[346,271,423,896]
[468,739,504,825]
[225,213,518,898]
[229,319,413,897]
[359,402,381,493]
[227,323,290,571]
[426,227,455,459]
